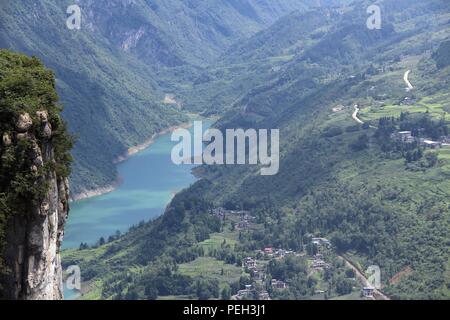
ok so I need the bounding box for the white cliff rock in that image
[2,132,11,146]
[16,113,33,133]
[1,111,69,300]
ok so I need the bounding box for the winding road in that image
[352,105,378,129]
[352,105,364,124]
[349,69,415,127]
[404,70,414,91]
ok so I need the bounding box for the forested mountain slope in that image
[63,0,450,300]
[0,0,316,195]
[80,0,326,67]
[179,0,450,114]
[0,1,181,195]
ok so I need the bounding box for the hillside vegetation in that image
[64,0,450,300]
[0,0,318,194]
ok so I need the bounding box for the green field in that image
[360,101,448,122]
[62,246,106,264]
[79,280,104,300]
[438,148,450,174]
[330,291,363,300]
[197,232,239,254]
[157,295,194,300]
[438,148,450,160]
[178,257,244,289]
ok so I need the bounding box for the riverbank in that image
[71,121,193,201]
[70,184,118,202]
[63,119,213,248]
[113,122,193,163]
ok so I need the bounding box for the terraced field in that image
[359,97,449,122]
[178,257,244,289]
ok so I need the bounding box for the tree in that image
[323,126,343,138]
[125,289,139,300]
[144,285,158,300]
[221,285,231,300]
[335,277,353,295]
[306,243,318,256]
[345,269,356,278]
[196,279,219,300]
[425,152,438,167]
[351,134,368,151]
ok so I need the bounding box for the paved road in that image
[351,104,378,129]
[338,255,390,300]
[404,70,414,91]
[352,105,364,124]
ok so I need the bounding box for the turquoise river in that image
[63,120,211,249]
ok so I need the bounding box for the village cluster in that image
[212,207,256,231]
[391,130,450,149]
[211,207,380,300]
[234,238,334,300]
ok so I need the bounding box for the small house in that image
[312,238,331,247]
[312,260,327,269]
[258,291,271,300]
[271,279,288,289]
[423,140,441,149]
[243,257,257,269]
[362,286,375,298]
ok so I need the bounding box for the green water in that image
[63,121,209,249]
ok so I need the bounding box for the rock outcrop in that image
[0,112,69,300]
[0,51,73,300]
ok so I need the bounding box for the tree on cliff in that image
[0,49,73,299]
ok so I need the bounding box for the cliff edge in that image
[0,50,72,299]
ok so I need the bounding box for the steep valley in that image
[62,0,450,300]
[0,0,319,196]
[1,0,450,301]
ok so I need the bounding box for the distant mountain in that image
[80,0,321,67]
[0,1,180,195]
[0,0,316,195]
[222,9,337,64]
[179,0,450,115]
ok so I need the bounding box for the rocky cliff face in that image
[0,50,73,300]
[1,111,69,300]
